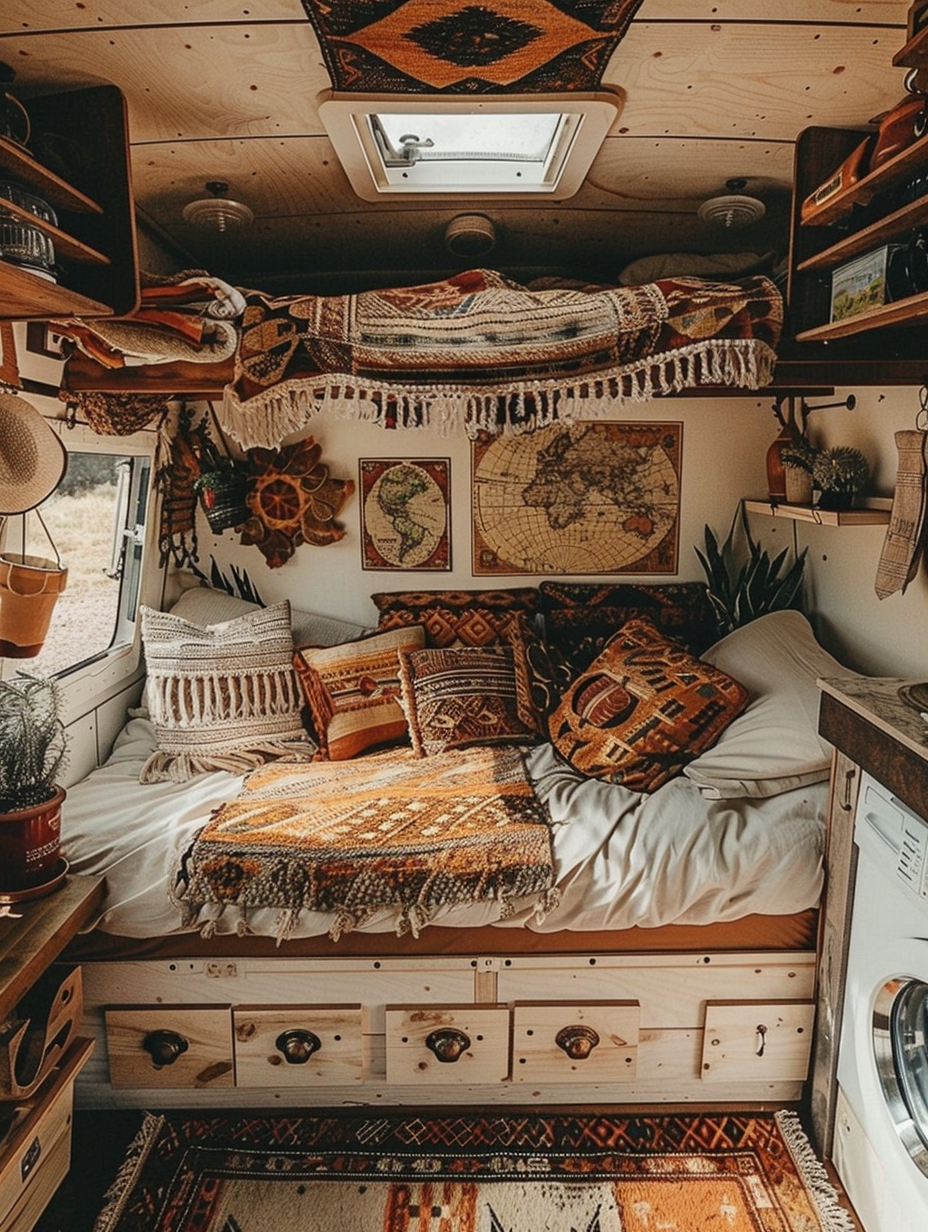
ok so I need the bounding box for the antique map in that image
[472,422,681,575]
[360,458,451,570]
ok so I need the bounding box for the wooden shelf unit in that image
[0,84,138,321]
[743,498,890,526]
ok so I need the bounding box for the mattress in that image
[60,713,826,944]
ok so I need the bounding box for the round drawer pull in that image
[275,1028,322,1064]
[142,1029,189,1067]
[555,1024,600,1059]
[425,1027,471,1063]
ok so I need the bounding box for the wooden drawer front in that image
[511,1001,639,1084]
[105,1005,234,1089]
[701,1001,815,1083]
[385,1005,510,1085]
[0,1038,93,1230]
[233,1004,364,1087]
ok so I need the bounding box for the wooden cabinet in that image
[0,875,104,1232]
[0,85,138,321]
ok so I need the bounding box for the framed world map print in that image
[471,422,681,576]
[360,457,451,571]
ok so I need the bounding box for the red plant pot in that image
[0,786,65,891]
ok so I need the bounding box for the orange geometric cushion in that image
[548,618,748,793]
[293,626,425,760]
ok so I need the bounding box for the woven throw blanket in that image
[173,744,557,940]
[218,269,782,448]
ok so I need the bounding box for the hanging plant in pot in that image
[0,673,69,897]
[813,446,870,511]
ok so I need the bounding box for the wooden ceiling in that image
[0,0,914,293]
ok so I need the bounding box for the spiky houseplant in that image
[812,445,870,511]
[0,673,68,892]
[695,504,808,636]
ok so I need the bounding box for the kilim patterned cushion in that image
[373,587,539,647]
[540,580,719,685]
[548,617,748,792]
[399,644,540,757]
[294,626,425,760]
[139,601,312,783]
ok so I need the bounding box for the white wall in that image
[185,384,928,681]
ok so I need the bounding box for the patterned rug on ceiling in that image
[91,1108,856,1232]
[298,0,646,93]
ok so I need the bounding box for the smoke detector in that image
[698,179,766,229]
[182,181,254,232]
[444,213,496,258]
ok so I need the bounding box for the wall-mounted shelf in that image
[744,498,890,526]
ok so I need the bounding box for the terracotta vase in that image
[0,785,65,892]
[766,405,801,500]
[0,553,68,658]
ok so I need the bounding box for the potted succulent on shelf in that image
[779,438,820,505]
[0,673,68,896]
[812,445,871,511]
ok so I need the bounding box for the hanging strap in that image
[875,429,928,599]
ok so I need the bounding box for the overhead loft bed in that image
[51,266,928,416]
[53,268,796,436]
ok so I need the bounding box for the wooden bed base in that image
[67,914,819,1110]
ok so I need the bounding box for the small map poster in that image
[360,458,451,571]
[471,422,681,576]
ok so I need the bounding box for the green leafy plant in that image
[780,438,820,473]
[0,674,68,812]
[812,445,870,495]
[695,505,807,636]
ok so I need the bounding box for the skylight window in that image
[318,92,622,200]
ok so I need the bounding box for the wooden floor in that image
[32,1106,864,1232]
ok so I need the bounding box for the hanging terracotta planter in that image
[0,552,68,658]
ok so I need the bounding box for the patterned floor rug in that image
[91,1109,856,1232]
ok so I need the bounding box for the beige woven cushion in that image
[293,625,426,760]
[140,601,312,783]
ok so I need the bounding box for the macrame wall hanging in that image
[875,386,928,599]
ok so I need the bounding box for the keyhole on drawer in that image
[755,1024,768,1057]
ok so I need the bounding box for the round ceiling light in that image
[444,213,496,258]
[182,181,254,232]
[697,193,766,230]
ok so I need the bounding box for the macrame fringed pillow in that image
[139,601,313,783]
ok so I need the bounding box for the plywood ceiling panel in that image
[0,0,309,34]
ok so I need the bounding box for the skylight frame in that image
[318,92,622,201]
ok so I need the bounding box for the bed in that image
[55,581,849,1110]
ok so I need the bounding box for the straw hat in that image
[0,393,67,514]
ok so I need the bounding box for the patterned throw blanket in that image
[173,745,557,941]
[218,269,783,448]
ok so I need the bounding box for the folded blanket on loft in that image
[172,744,558,942]
[216,269,783,447]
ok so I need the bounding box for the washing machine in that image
[834,771,928,1232]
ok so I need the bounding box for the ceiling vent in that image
[698,179,766,229]
[444,214,497,258]
[182,181,254,232]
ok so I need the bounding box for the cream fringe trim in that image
[89,1111,166,1232]
[774,1110,858,1232]
[217,339,777,449]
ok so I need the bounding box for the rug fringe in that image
[775,1110,858,1232]
[90,1112,165,1232]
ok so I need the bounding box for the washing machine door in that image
[874,976,928,1177]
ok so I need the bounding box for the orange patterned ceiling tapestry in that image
[299,0,646,93]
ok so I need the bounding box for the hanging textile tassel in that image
[875,427,928,599]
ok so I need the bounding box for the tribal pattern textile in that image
[92,1109,855,1232]
[173,743,556,940]
[217,269,783,449]
[299,0,646,94]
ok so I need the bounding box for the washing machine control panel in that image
[856,773,928,901]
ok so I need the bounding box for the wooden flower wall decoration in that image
[239,436,354,568]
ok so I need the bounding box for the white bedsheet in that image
[61,714,825,939]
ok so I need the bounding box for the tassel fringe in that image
[218,339,777,449]
[775,1110,858,1232]
[89,1112,166,1232]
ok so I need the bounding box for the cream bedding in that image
[60,712,825,940]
